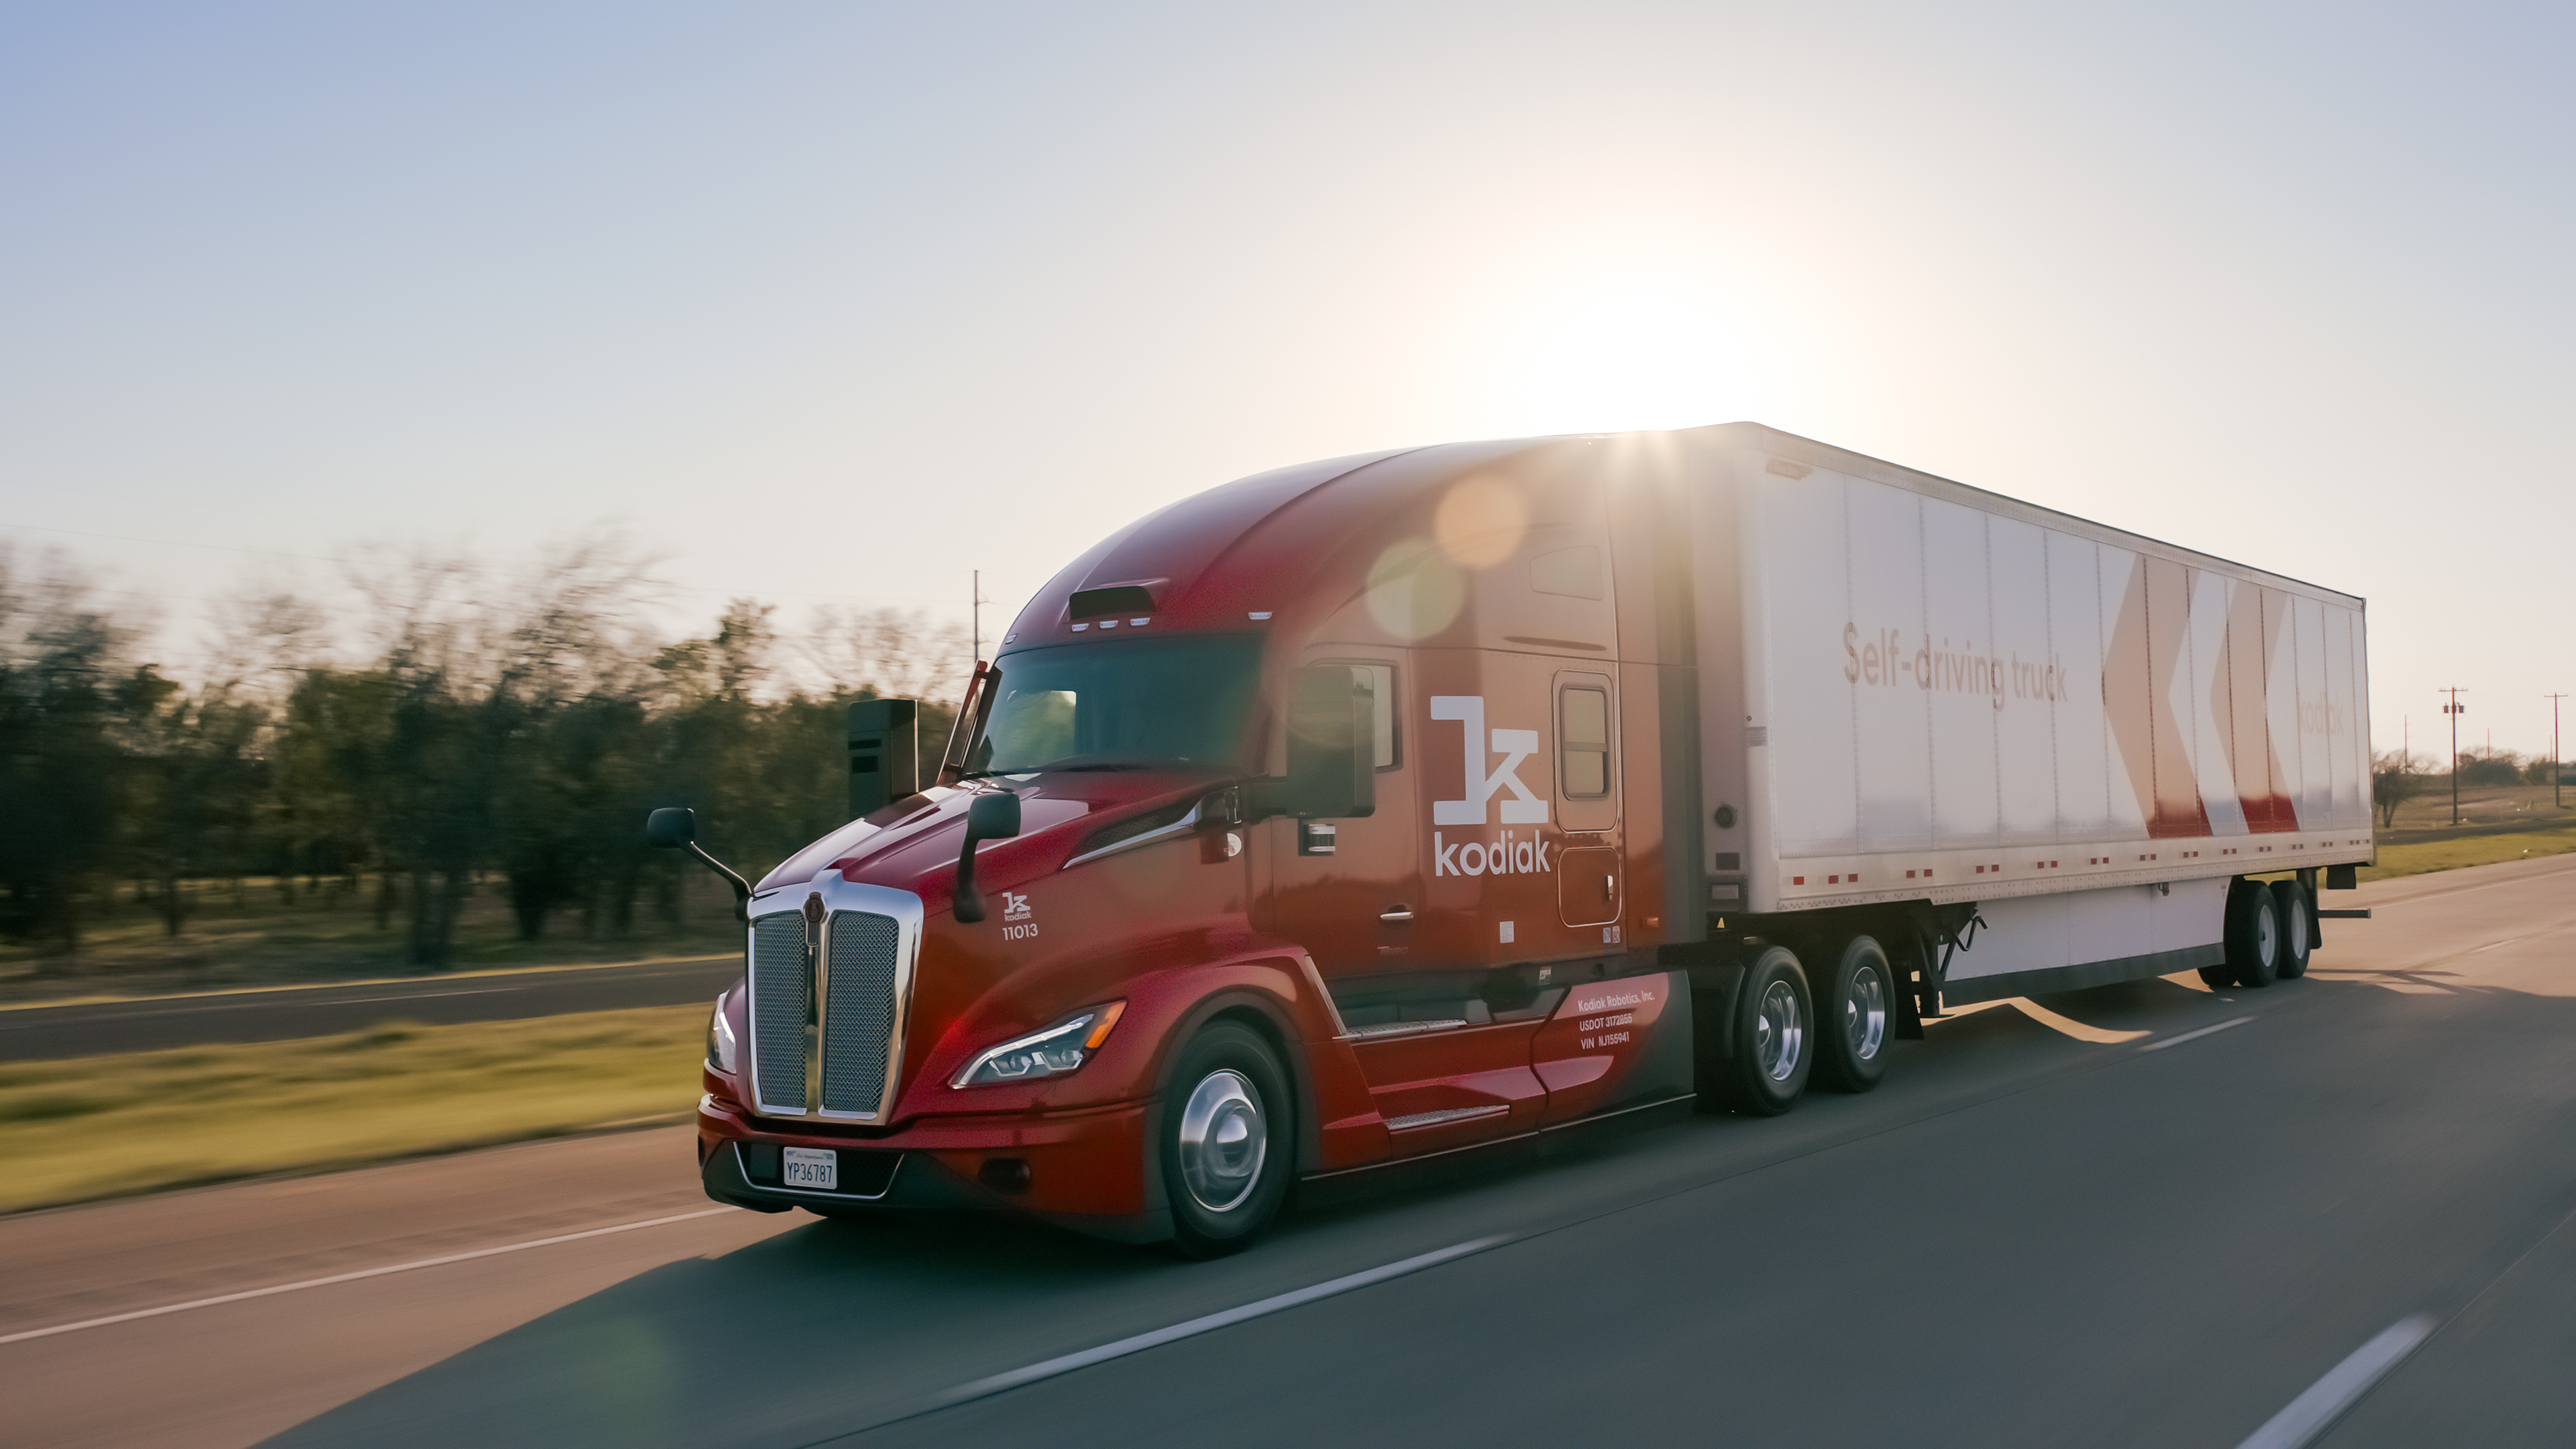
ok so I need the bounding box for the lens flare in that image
[1433,474,1529,569]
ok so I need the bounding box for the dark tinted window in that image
[971,635,1263,774]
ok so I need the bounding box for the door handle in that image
[1379,906,1414,922]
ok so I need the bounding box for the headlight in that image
[706,993,739,1073]
[951,1002,1126,1088]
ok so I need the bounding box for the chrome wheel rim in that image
[2283,896,2306,957]
[2256,902,2278,965]
[1176,1069,1266,1213]
[1754,979,1803,1083]
[1845,965,1886,1062]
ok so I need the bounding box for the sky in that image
[2,1,2569,757]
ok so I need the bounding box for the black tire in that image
[2270,880,2312,979]
[2196,965,2237,989]
[1811,936,1893,1094]
[1159,1020,1293,1258]
[2225,878,2282,989]
[1711,946,1813,1116]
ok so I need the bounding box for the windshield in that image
[966,635,1265,775]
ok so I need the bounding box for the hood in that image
[751,767,1224,908]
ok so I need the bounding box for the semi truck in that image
[667,421,2373,1255]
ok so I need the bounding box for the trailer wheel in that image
[2269,880,2312,979]
[1713,947,1813,1116]
[1160,1021,1292,1258]
[1811,936,1892,1094]
[2224,879,2282,989]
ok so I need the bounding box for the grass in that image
[0,1005,708,1214]
[2355,823,2576,882]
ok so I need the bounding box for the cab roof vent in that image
[1069,584,1157,621]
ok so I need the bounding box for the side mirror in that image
[953,790,1024,923]
[643,806,751,924]
[1269,665,1375,819]
[967,791,1022,840]
[645,806,696,849]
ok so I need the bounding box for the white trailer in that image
[1679,425,2372,1005]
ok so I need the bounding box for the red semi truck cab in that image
[686,424,2371,1254]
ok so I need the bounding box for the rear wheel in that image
[2225,879,2282,989]
[2270,880,2312,979]
[1159,1021,1292,1258]
[1811,936,1892,1093]
[1711,947,1813,1116]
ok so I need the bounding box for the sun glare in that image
[1459,237,1784,437]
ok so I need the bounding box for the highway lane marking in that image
[938,1236,1509,1403]
[2234,1313,2436,1449]
[2137,1016,2254,1052]
[0,1206,737,1346]
[2008,999,2151,1044]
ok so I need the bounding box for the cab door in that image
[1258,657,1417,977]
[1259,652,1548,1157]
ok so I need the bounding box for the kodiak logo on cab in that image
[1430,694,1554,877]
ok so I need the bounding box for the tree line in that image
[2371,747,2565,829]
[0,541,963,967]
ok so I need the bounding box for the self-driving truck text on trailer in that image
[667,423,2372,1254]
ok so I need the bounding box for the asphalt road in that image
[0,955,743,1061]
[2,855,2569,1449]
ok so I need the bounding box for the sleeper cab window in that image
[1559,685,1609,798]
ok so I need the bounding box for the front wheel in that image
[1159,1021,1293,1258]
[1709,946,1813,1116]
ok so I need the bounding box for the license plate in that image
[782,1146,837,1191]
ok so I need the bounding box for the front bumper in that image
[695,1093,1170,1244]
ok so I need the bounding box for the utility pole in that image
[2549,693,2567,810]
[2440,688,2466,825]
[970,570,991,667]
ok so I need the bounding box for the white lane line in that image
[941,1236,1509,1403]
[2235,1313,2436,1449]
[2138,1016,2255,1053]
[0,1206,737,1346]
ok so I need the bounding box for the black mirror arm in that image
[687,843,754,925]
[953,833,988,923]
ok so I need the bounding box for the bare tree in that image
[2373,749,2432,830]
[799,604,971,704]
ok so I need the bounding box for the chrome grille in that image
[749,912,809,1113]
[820,910,902,1114]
